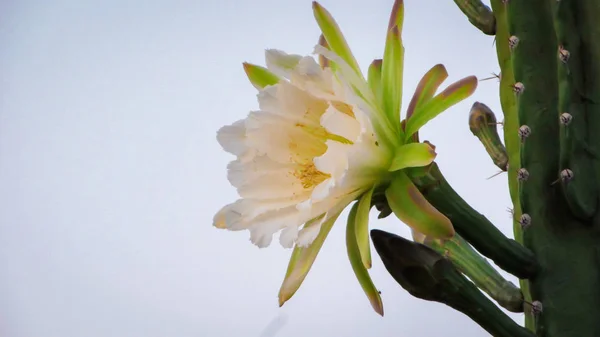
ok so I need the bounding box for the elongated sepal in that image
[243,63,280,89]
[346,203,384,316]
[405,76,478,141]
[389,143,437,172]
[381,25,405,135]
[312,2,362,76]
[278,213,341,306]
[371,230,535,337]
[367,59,383,103]
[452,0,496,35]
[425,234,524,312]
[468,102,508,171]
[404,64,448,142]
[387,0,404,35]
[355,187,374,269]
[385,171,454,239]
[411,163,538,279]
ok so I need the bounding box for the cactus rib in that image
[553,0,598,219]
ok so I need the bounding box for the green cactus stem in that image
[452,0,496,35]
[553,0,598,220]
[370,230,535,337]
[507,1,600,335]
[407,163,538,279]
[425,233,524,313]
[468,101,508,171]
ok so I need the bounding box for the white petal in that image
[296,189,362,247]
[258,81,329,129]
[312,45,373,104]
[227,156,311,199]
[265,49,303,79]
[245,111,328,164]
[213,200,246,230]
[247,206,303,248]
[296,220,323,247]
[320,105,361,142]
[314,140,350,180]
[310,178,336,202]
[279,225,299,248]
[216,120,248,157]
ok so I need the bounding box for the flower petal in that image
[265,49,303,79]
[216,120,249,157]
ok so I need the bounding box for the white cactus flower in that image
[213,0,478,315]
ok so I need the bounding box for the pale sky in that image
[1,0,522,336]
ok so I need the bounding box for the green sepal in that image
[346,202,384,315]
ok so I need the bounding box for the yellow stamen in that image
[293,163,331,189]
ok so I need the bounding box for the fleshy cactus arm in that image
[409,162,537,279]
[452,0,496,35]
[370,230,535,337]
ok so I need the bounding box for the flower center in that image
[293,163,331,189]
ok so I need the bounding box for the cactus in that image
[373,1,600,336]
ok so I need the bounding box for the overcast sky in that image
[0,0,522,336]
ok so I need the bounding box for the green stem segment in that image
[408,163,537,279]
[425,234,523,312]
[452,0,496,35]
[553,0,598,220]
[371,230,535,337]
